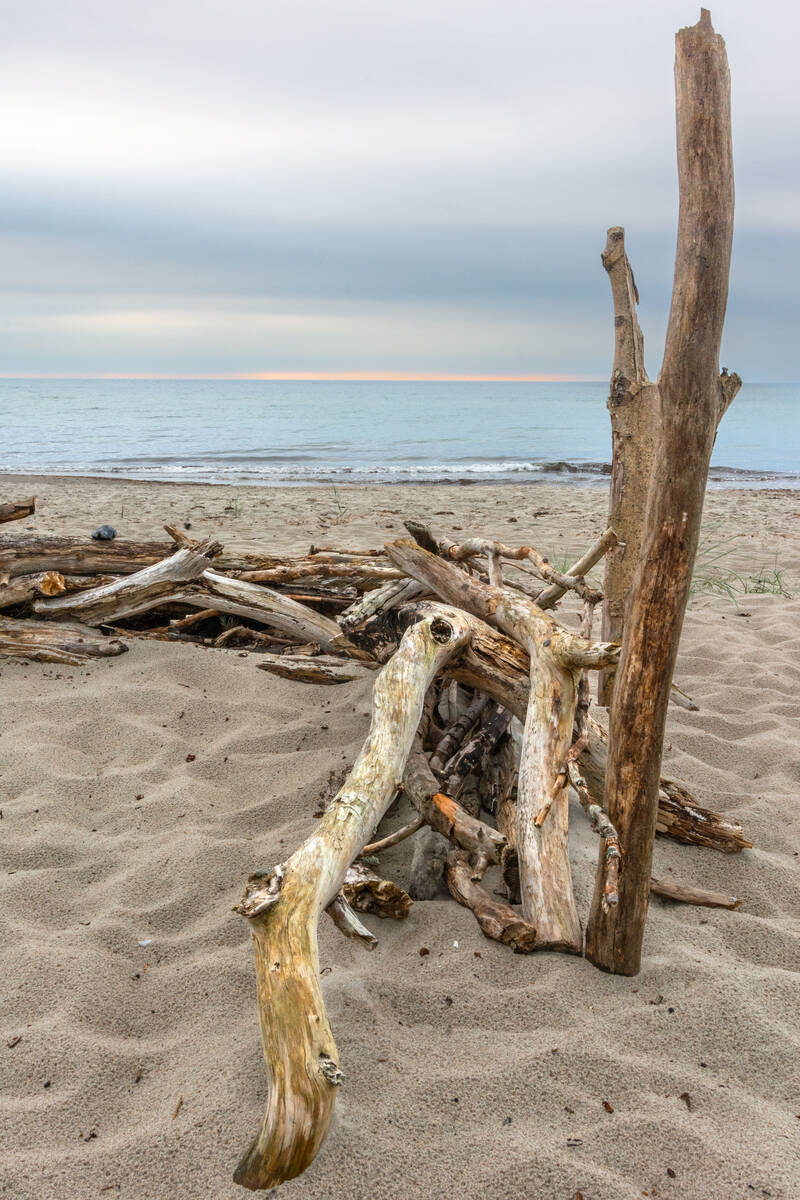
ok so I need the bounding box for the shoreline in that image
[2,470,800,494]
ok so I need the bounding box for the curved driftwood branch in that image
[391,601,750,854]
[385,539,619,671]
[231,611,469,1191]
[385,540,617,949]
[33,541,223,624]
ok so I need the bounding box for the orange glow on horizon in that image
[2,370,601,382]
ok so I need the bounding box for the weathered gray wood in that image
[587,10,741,975]
[650,877,741,910]
[33,541,222,624]
[386,539,617,950]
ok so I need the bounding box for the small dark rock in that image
[91,525,117,541]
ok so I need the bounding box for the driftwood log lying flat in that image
[0,616,128,665]
[650,877,741,909]
[232,612,469,1191]
[255,654,373,685]
[0,498,35,524]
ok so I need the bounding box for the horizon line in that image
[0,371,604,383]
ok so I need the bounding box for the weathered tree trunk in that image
[587,9,741,975]
[598,229,660,706]
[0,497,35,524]
[0,616,128,665]
[231,612,468,1191]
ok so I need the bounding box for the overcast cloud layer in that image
[1,0,797,378]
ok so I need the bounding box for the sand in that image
[1,474,799,1200]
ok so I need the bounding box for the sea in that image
[1,379,797,488]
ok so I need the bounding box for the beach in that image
[2,474,799,1200]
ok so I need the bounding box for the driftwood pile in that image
[1,500,749,1189]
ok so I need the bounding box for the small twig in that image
[360,816,424,856]
[172,1095,184,1120]
[567,760,621,908]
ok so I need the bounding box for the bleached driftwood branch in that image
[231,611,469,1191]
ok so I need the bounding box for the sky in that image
[1,0,797,380]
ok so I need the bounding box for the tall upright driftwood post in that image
[597,230,659,706]
[586,9,741,975]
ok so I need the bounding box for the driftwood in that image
[445,850,537,953]
[231,611,468,1191]
[387,539,617,951]
[34,540,223,624]
[0,498,35,524]
[598,227,659,705]
[256,654,372,685]
[0,616,128,665]
[341,863,412,919]
[649,877,741,910]
[0,533,339,580]
[587,10,742,975]
[0,571,65,609]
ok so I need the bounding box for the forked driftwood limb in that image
[0,616,128,665]
[387,539,617,950]
[0,498,35,524]
[231,612,468,1191]
[587,9,742,975]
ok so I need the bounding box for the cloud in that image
[1,0,798,377]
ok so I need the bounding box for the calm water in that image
[1,380,797,487]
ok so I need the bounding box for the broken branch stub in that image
[232,611,469,1191]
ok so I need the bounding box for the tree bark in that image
[232,612,468,1191]
[586,9,741,975]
